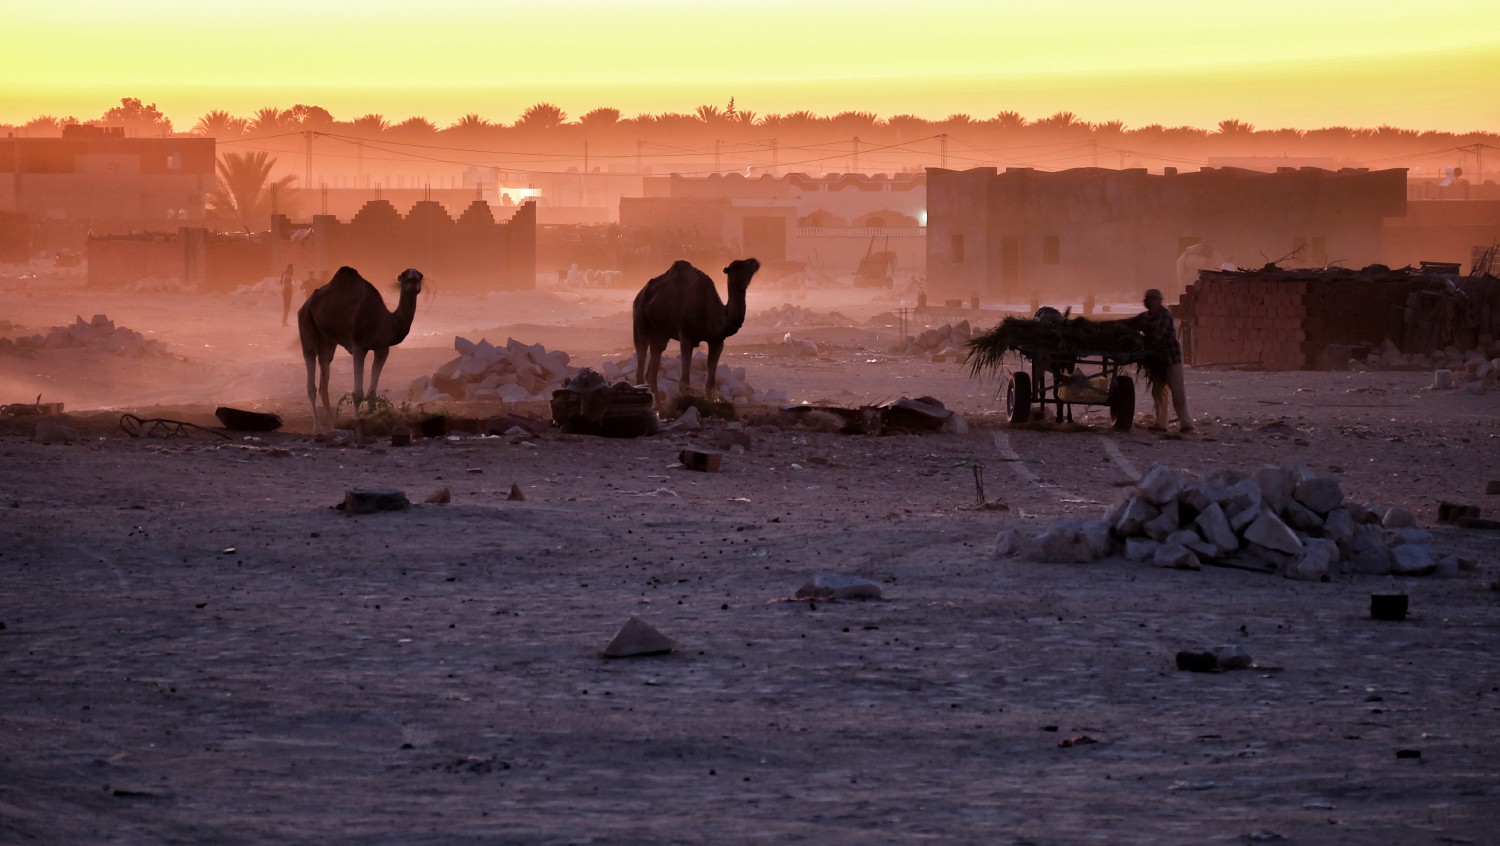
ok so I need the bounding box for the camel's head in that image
[724,257,760,290]
[397,268,424,294]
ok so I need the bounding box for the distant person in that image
[279,264,296,326]
[1127,288,1193,433]
[302,270,320,299]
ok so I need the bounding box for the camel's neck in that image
[386,288,420,345]
[722,284,748,336]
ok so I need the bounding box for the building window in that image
[166,153,182,171]
[950,234,965,263]
[1042,235,1060,264]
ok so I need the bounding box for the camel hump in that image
[329,266,367,286]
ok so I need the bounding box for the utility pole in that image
[582,141,588,205]
[770,138,778,175]
[714,139,721,175]
[939,134,948,169]
[852,136,860,174]
[636,139,643,175]
[1458,143,1493,182]
[304,130,313,187]
[1090,138,1098,168]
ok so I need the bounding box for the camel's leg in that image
[351,347,369,422]
[646,338,668,401]
[367,348,389,412]
[304,351,321,432]
[316,346,336,432]
[705,339,725,399]
[634,342,648,387]
[678,339,695,397]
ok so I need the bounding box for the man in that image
[278,263,296,326]
[1128,288,1193,433]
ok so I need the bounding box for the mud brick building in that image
[1176,265,1496,370]
[925,166,1407,306]
[88,199,536,292]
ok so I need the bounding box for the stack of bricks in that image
[1300,279,1408,363]
[1181,277,1309,370]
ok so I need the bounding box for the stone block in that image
[601,616,675,658]
[1124,537,1160,562]
[1153,543,1201,570]
[1179,483,1215,514]
[1029,518,1115,563]
[1244,509,1304,555]
[1137,463,1184,505]
[1390,544,1435,576]
[1113,495,1159,537]
[1382,507,1418,529]
[1290,538,1338,582]
[1323,508,1356,548]
[1293,477,1344,515]
[343,488,411,515]
[1255,465,1296,514]
[1194,502,1239,552]
[1143,502,1181,541]
[679,449,724,472]
[795,573,883,600]
[1282,498,1324,532]
[1221,477,1263,515]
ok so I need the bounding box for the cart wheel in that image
[1007,371,1033,424]
[1109,374,1135,431]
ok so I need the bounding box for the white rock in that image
[1344,525,1394,575]
[1290,538,1338,582]
[497,383,532,403]
[1194,503,1239,552]
[1143,502,1181,541]
[1137,463,1184,505]
[992,528,1024,558]
[1243,509,1304,556]
[1382,507,1418,529]
[1028,518,1115,564]
[1255,465,1296,514]
[1436,555,1461,577]
[1124,537,1160,562]
[454,336,478,355]
[1293,477,1344,515]
[1168,529,1218,560]
[1178,484,1215,514]
[670,406,702,431]
[1432,368,1455,390]
[1391,544,1435,576]
[1220,477,1264,516]
[1385,528,1433,547]
[1323,508,1356,547]
[1114,495,1159,537]
[798,572,883,600]
[1229,504,1260,534]
[942,413,968,435]
[1281,498,1325,532]
[1153,543,1201,570]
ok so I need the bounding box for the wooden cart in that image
[1005,341,1144,431]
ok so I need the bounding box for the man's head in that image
[1144,288,1164,312]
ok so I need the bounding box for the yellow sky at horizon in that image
[4,0,1499,133]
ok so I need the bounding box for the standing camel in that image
[633,258,759,400]
[298,266,423,433]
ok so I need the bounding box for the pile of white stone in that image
[892,320,971,360]
[598,354,789,405]
[409,337,578,404]
[121,275,192,294]
[1,314,166,357]
[1354,338,1500,393]
[750,303,853,329]
[1000,462,1453,580]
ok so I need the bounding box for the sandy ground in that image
[2,282,1500,844]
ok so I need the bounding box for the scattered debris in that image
[1175,645,1254,673]
[678,449,724,473]
[341,488,411,515]
[892,320,972,361]
[34,420,80,445]
[2,396,63,417]
[507,483,525,501]
[1058,735,1099,748]
[120,414,229,440]
[550,368,659,438]
[1370,594,1408,621]
[794,573,884,600]
[424,488,451,505]
[601,616,675,659]
[215,406,283,432]
[598,353,787,405]
[390,426,412,447]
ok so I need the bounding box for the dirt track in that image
[2,285,1499,844]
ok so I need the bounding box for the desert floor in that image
[2,279,1498,845]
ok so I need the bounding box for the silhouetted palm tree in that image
[991,111,1027,131]
[209,151,297,232]
[1216,119,1256,136]
[515,103,566,131]
[97,98,173,135]
[248,108,287,134]
[347,114,390,137]
[579,107,622,131]
[390,117,439,140]
[285,104,335,130]
[192,110,248,138]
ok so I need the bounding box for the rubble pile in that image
[1001,463,1457,580]
[409,337,578,404]
[751,303,853,329]
[121,276,192,294]
[599,354,789,405]
[1354,336,1500,385]
[0,314,166,357]
[892,320,971,359]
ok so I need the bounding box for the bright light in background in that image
[2,0,1498,132]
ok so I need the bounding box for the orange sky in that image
[5,0,1499,133]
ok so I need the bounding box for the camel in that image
[298,266,423,433]
[633,257,759,400]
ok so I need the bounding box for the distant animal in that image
[633,258,760,400]
[297,266,423,433]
